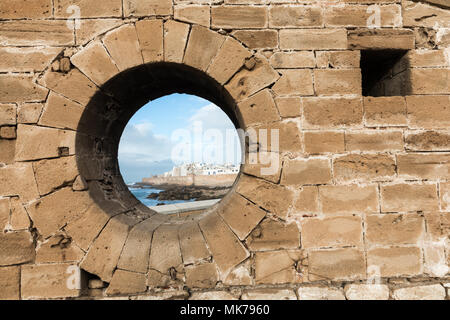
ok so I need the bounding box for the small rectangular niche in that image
[361,49,409,97]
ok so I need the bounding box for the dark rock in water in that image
[156,203,165,206]
[146,193,159,199]
[145,185,231,201]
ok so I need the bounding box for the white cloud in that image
[118,121,173,163]
[174,104,242,165]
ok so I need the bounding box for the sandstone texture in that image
[0,0,449,301]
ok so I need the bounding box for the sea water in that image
[129,186,193,207]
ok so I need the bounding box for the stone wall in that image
[0,0,449,300]
[142,174,238,187]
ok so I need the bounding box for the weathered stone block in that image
[185,263,219,288]
[33,156,78,196]
[106,270,147,296]
[0,266,20,300]
[280,29,347,50]
[0,20,74,46]
[381,183,439,212]
[149,224,182,274]
[272,69,314,96]
[27,187,91,238]
[38,68,97,105]
[344,284,389,300]
[403,0,450,28]
[198,213,249,278]
[270,51,315,69]
[303,131,345,155]
[345,131,403,152]
[232,30,278,49]
[178,221,210,264]
[174,5,210,27]
[17,103,43,124]
[238,89,280,127]
[190,291,237,300]
[0,0,52,19]
[241,288,297,300]
[237,175,294,219]
[0,126,16,139]
[367,246,423,277]
[36,232,84,263]
[223,260,252,286]
[9,197,29,231]
[246,219,300,251]
[324,4,401,27]
[319,184,378,215]
[0,104,16,126]
[269,5,322,28]
[103,24,143,71]
[254,250,302,284]
[298,287,345,300]
[274,96,300,118]
[405,131,450,152]
[440,182,450,211]
[313,69,362,95]
[393,284,446,300]
[302,97,363,129]
[75,19,123,45]
[65,203,111,251]
[218,193,266,241]
[406,96,450,129]
[38,93,83,131]
[0,75,48,104]
[348,29,415,49]
[0,231,34,266]
[0,139,15,165]
[294,186,320,215]
[308,248,366,281]
[15,125,76,161]
[333,154,396,182]
[0,163,39,202]
[207,37,251,85]
[366,214,424,246]
[184,25,225,72]
[117,218,159,274]
[281,158,332,185]
[301,216,363,249]
[364,96,407,127]
[163,20,190,63]
[55,0,122,18]
[21,263,82,299]
[124,0,172,16]
[408,68,449,95]
[0,47,60,73]
[71,41,119,86]
[405,49,448,68]
[135,19,163,63]
[397,154,450,180]
[226,56,279,102]
[81,214,134,282]
[316,51,360,69]
[212,6,268,29]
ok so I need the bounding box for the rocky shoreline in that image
[130,183,231,202]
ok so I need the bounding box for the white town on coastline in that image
[155,162,240,178]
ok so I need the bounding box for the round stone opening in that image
[117,92,242,214]
[76,62,244,223]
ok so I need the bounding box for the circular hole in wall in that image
[117,93,242,214]
[75,62,245,221]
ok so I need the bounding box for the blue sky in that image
[118,93,241,183]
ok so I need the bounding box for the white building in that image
[159,163,239,177]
